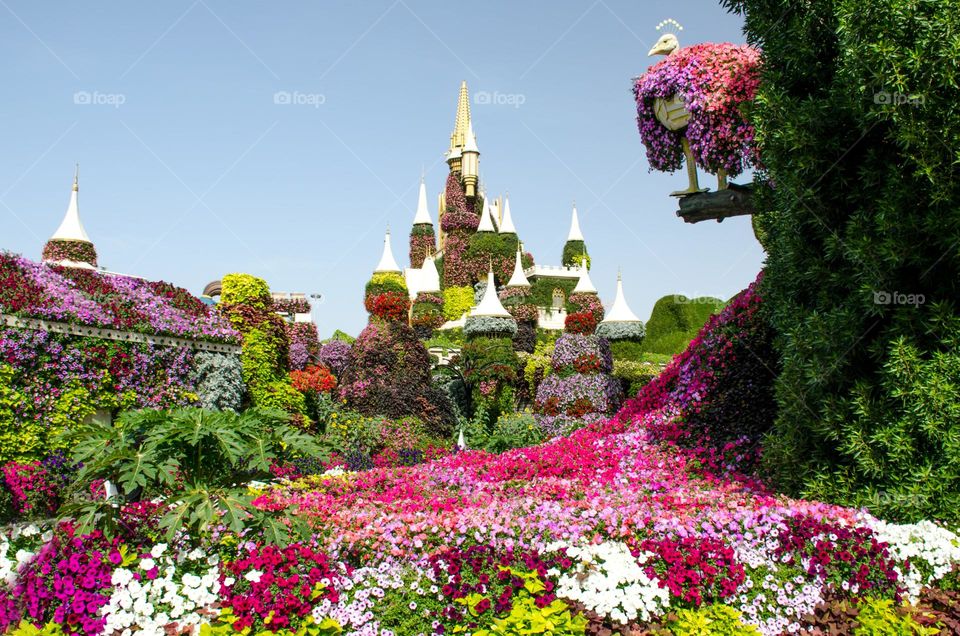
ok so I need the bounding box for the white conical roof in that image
[374,229,401,273]
[471,269,512,318]
[602,272,641,323]
[500,195,516,234]
[420,254,441,292]
[572,257,597,294]
[566,203,584,242]
[463,121,479,154]
[506,248,530,288]
[51,171,91,243]
[477,196,496,232]
[413,178,432,225]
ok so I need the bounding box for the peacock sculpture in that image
[634,19,761,197]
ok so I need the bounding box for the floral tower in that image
[409,176,437,269]
[42,166,98,268]
[410,254,444,339]
[339,229,455,436]
[364,229,410,321]
[561,203,589,269]
[565,258,604,334]
[499,245,537,352]
[462,267,518,423]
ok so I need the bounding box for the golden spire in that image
[449,80,471,152]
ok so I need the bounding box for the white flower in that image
[149,543,167,559]
[140,557,156,571]
[244,569,263,583]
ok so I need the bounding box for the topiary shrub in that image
[726,0,960,522]
[338,320,455,437]
[567,292,604,322]
[643,295,725,355]
[220,273,306,418]
[411,292,445,338]
[612,359,661,398]
[458,335,519,425]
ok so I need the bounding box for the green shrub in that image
[613,359,662,397]
[443,286,474,321]
[529,278,577,310]
[609,339,647,362]
[485,412,543,453]
[643,295,725,355]
[561,240,590,269]
[726,0,960,521]
[60,407,325,545]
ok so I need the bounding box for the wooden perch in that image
[675,182,754,223]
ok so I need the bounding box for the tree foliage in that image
[723,0,960,520]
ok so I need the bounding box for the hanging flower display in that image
[633,43,761,177]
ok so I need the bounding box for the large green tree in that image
[723,0,960,520]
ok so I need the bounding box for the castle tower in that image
[446,80,472,174]
[42,166,98,268]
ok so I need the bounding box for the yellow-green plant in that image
[200,610,342,636]
[443,286,474,321]
[852,598,938,636]
[220,273,272,309]
[667,604,760,635]
[7,621,67,636]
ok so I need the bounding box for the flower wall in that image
[633,43,761,178]
[0,253,243,464]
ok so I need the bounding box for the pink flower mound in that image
[6,525,115,635]
[616,272,776,480]
[633,43,761,177]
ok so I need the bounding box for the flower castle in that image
[369,81,643,336]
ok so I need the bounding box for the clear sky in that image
[0,0,763,338]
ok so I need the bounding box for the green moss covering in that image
[561,240,590,268]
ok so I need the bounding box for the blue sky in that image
[0,0,762,337]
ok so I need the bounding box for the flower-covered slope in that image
[0,253,239,344]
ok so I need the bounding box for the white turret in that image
[43,167,98,268]
[506,247,530,288]
[566,203,584,241]
[374,229,401,273]
[471,269,512,318]
[499,195,516,234]
[477,195,497,232]
[412,177,432,225]
[51,168,91,244]
[419,254,441,293]
[572,257,597,294]
[602,271,641,323]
